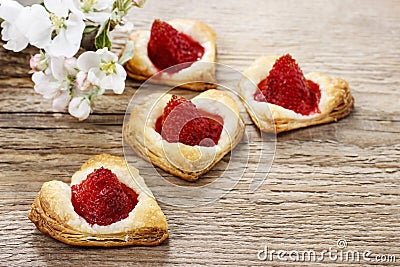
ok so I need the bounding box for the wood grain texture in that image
[1,0,400,266]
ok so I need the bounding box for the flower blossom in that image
[32,56,77,105]
[75,71,93,92]
[70,0,115,24]
[52,90,71,112]
[68,96,91,120]
[30,53,48,72]
[1,0,141,121]
[31,49,127,120]
[25,0,85,58]
[77,48,126,94]
[0,0,29,52]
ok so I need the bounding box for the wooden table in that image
[1,0,399,266]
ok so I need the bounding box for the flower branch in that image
[0,0,142,120]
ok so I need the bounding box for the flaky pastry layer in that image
[123,90,245,181]
[125,19,217,91]
[28,154,169,247]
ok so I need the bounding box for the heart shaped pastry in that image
[28,154,169,247]
[124,89,245,181]
[238,54,354,133]
[124,19,216,91]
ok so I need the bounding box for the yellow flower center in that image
[100,61,116,75]
[82,0,98,13]
[50,14,66,34]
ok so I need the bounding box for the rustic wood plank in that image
[1,0,400,266]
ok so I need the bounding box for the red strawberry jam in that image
[148,19,205,73]
[71,167,138,226]
[155,95,223,147]
[254,54,321,115]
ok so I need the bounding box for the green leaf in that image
[118,40,134,66]
[83,25,98,34]
[95,20,112,50]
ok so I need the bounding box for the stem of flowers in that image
[0,0,141,120]
[95,20,112,50]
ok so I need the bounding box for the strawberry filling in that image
[71,167,138,226]
[254,54,321,116]
[155,95,223,147]
[147,19,205,73]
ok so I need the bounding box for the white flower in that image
[0,0,29,52]
[32,71,61,99]
[70,0,115,24]
[30,53,48,72]
[77,48,126,94]
[48,55,78,80]
[68,96,91,120]
[31,54,94,119]
[43,0,71,18]
[75,71,93,91]
[26,1,85,58]
[52,90,71,112]
[32,55,76,98]
[48,12,85,58]
[22,4,53,49]
[64,57,79,76]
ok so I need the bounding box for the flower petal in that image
[68,96,91,121]
[87,68,104,86]
[1,21,29,52]
[49,56,66,80]
[94,0,115,10]
[52,90,71,112]
[97,48,118,62]
[98,72,124,94]
[110,64,127,94]
[32,72,60,99]
[64,12,85,44]
[45,12,84,57]
[77,51,101,72]
[64,57,78,75]
[68,1,84,20]
[69,0,113,24]
[99,74,113,89]
[84,11,111,24]
[23,4,52,49]
[76,70,92,91]
[0,0,23,22]
[115,63,127,80]
[43,0,71,17]
[46,29,77,57]
[3,36,29,51]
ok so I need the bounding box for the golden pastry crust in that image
[28,154,169,247]
[123,90,245,181]
[238,56,354,133]
[124,19,217,91]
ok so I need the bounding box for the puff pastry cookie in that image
[125,19,217,91]
[238,54,354,133]
[28,154,169,247]
[124,89,245,181]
